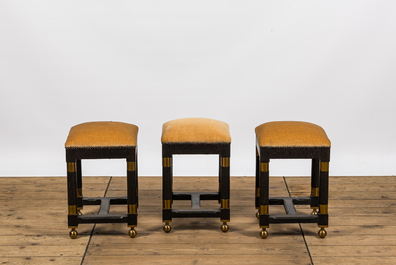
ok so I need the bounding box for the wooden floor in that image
[0,176,395,264]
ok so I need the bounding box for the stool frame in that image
[66,146,138,238]
[255,145,330,239]
[162,143,230,233]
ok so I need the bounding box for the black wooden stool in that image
[65,121,138,239]
[161,118,231,233]
[255,121,331,239]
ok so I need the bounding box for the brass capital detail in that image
[221,157,230,167]
[128,204,137,214]
[163,157,171,168]
[68,205,77,215]
[163,200,172,209]
[221,199,230,209]
[311,187,319,197]
[321,162,329,172]
[259,205,268,215]
[319,204,328,214]
[260,162,269,172]
[67,162,76,172]
[127,162,136,171]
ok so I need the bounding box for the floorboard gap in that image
[283,176,314,265]
[80,176,113,265]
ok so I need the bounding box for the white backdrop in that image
[1,0,395,176]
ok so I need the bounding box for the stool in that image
[161,118,231,233]
[255,121,331,239]
[65,121,139,239]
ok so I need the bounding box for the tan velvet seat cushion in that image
[65,121,138,148]
[161,118,231,144]
[255,121,330,147]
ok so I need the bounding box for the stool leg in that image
[318,161,329,238]
[259,160,269,239]
[310,158,320,215]
[162,156,172,233]
[76,159,83,215]
[67,161,79,239]
[127,159,138,238]
[255,148,260,218]
[220,156,230,232]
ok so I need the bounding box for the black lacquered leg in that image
[220,156,230,232]
[76,159,83,213]
[259,159,269,239]
[255,148,260,217]
[162,156,173,232]
[310,158,320,214]
[318,160,329,238]
[67,160,78,239]
[127,158,138,237]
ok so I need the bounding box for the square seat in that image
[255,121,331,239]
[65,121,139,239]
[161,118,231,233]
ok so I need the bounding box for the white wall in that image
[1,0,395,176]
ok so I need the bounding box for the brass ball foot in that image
[69,228,78,239]
[260,228,268,239]
[311,209,318,215]
[163,222,172,233]
[318,227,327,238]
[129,228,137,238]
[221,222,229,233]
[256,211,259,219]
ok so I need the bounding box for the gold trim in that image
[77,188,82,198]
[163,200,172,209]
[128,224,137,228]
[68,225,78,229]
[67,162,76,172]
[321,162,329,172]
[259,205,268,215]
[260,225,269,229]
[256,188,260,197]
[163,157,171,168]
[260,162,269,172]
[128,204,137,214]
[163,220,172,223]
[68,205,77,215]
[221,199,230,209]
[319,224,329,228]
[319,204,328,214]
[221,219,230,222]
[221,157,229,167]
[311,187,319,197]
[127,162,136,171]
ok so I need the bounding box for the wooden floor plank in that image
[0,176,395,265]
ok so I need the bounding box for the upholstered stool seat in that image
[161,118,231,233]
[65,121,139,238]
[255,121,331,239]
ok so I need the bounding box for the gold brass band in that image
[259,205,268,215]
[260,225,269,228]
[68,205,77,215]
[163,157,171,168]
[127,162,136,171]
[128,224,137,228]
[256,188,260,197]
[260,162,269,172]
[221,157,230,167]
[163,200,172,209]
[77,188,82,198]
[128,204,137,214]
[319,224,329,228]
[221,199,230,209]
[221,219,230,222]
[321,162,329,172]
[67,162,76,172]
[319,204,328,214]
[311,187,319,197]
